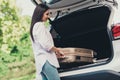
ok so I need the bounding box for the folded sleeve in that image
[33,23,54,51]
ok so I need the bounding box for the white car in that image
[32,0,120,80]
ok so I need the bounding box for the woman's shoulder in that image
[34,22,44,29]
[34,22,44,27]
[33,22,45,34]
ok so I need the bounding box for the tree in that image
[0,0,35,79]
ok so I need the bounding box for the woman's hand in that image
[55,50,65,58]
[50,47,65,58]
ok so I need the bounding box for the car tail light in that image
[112,23,120,40]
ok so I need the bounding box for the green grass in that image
[10,73,35,80]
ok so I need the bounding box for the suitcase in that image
[58,48,97,69]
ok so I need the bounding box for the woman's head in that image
[30,4,50,41]
[41,9,50,22]
[32,3,50,22]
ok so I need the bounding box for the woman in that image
[30,4,64,80]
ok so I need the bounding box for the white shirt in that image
[31,22,60,75]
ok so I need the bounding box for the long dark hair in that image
[30,4,49,41]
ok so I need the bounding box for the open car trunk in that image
[50,6,113,71]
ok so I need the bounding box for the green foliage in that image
[0,0,35,79]
[0,62,9,78]
[10,73,35,80]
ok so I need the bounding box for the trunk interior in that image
[50,6,113,71]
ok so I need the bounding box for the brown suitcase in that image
[59,48,94,57]
[58,48,96,69]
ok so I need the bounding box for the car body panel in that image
[60,70,120,80]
